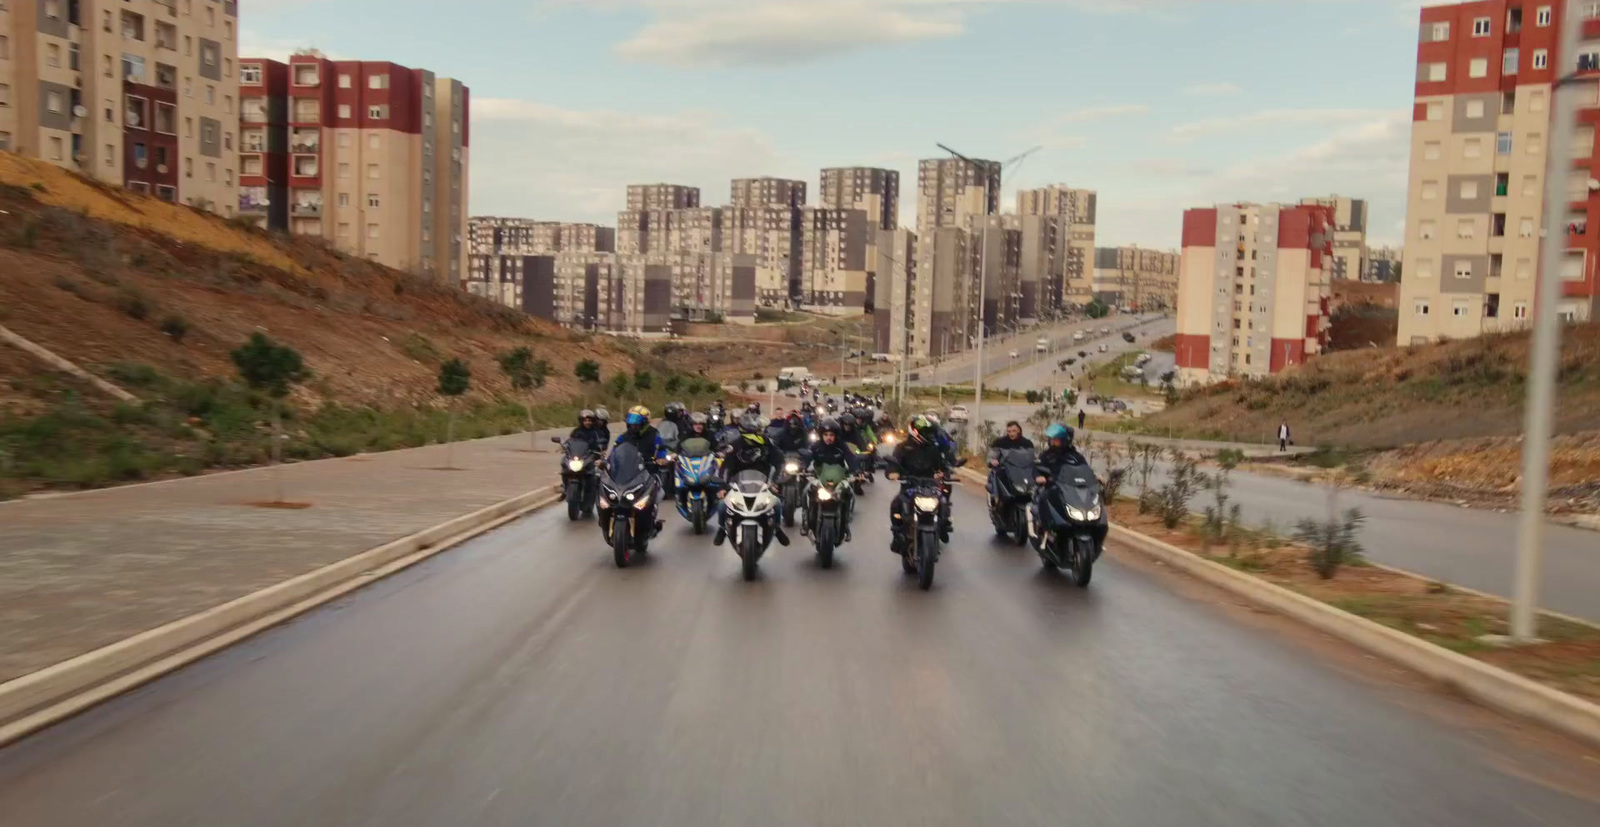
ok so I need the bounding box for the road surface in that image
[1135,460,1600,622]
[910,314,1168,386]
[988,317,1175,394]
[1,483,1596,826]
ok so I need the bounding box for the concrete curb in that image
[0,484,562,748]
[1108,523,1600,750]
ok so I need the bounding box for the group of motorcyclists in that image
[556,386,1108,585]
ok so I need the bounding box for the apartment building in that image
[873,227,917,358]
[909,157,999,357]
[1016,185,1098,307]
[966,215,1024,335]
[1367,245,1403,281]
[240,53,469,279]
[916,156,1000,234]
[731,176,805,208]
[468,216,615,256]
[238,57,286,229]
[1401,0,1598,345]
[1094,245,1181,311]
[1,0,239,212]
[799,206,871,314]
[1175,202,1335,385]
[617,183,701,254]
[1300,195,1369,281]
[1008,214,1072,320]
[724,203,802,305]
[821,167,898,231]
[627,182,699,211]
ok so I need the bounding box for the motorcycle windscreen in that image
[1052,475,1101,511]
[566,438,592,459]
[815,463,850,485]
[731,468,770,495]
[656,420,680,449]
[605,443,650,488]
[998,448,1035,487]
[677,436,714,458]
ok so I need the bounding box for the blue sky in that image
[245,0,1436,247]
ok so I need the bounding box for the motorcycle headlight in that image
[1066,506,1087,521]
[1087,505,1102,520]
[816,487,833,501]
[809,433,819,442]
[914,496,940,512]
[785,462,800,474]
[567,459,584,472]
[624,492,635,502]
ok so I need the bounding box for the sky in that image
[243,0,1442,249]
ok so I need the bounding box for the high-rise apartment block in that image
[731,176,805,208]
[1,0,239,213]
[916,156,1000,234]
[1016,185,1098,305]
[238,53,470,280]
[1007,214,1073,319]
[908,156,999,358]
[466,217,615,307]
[799,206,871,314]
[1093,246,1181,311]
[1401,0,1597,345]
[1367,245,1403,282]
[873,228,917,357]
[627,183,700,211]
[821,167,899,231]
[1300,195,1368,281]
[1175,202,1334,384]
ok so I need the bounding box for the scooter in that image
[596,443,662,569]
[987,448,1036,546]
[1032,469,1114,587]
[552,436,602,521]
[674,436,721,535]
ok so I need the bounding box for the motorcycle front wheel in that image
[692,501,706,535]
[738,526,761,581]
[612,515,632,568]
[1011,505,1029,547]
[815,516,836,569]
[1071,537,1094,588]
[916,526,939,590]
[566,481,582,521]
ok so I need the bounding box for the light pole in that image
[937,142,993,436]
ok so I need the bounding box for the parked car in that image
[948,405,970,422]
[1122,332,1136,343]
[1098,344,1109,353]
[1009,349,1019,359]
[1065,357,1077,366]
[1078,350,1088,358]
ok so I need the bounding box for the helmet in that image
[737,413,763,434]
[818,417,841,434]
[786,411,803,425]
[595,407,610,422]
[839,412,857,429]
[579,408,596,422]
[664,401,685,419]
[689,411,709,426]
[925,413,941,427]
[1044,423,1073,446]
[625,405,651,428]
[909,415,935,443]
[747,402,762,414]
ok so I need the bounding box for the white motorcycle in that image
[723,469,782,581]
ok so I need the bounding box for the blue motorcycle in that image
[674,435,721,535]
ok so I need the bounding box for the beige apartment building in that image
[240,53,470,279]
[1,0,238,212]
[821,167,898,230]
[1007,213,1072,320]
[731,176,805,208]
[799,206,871,314]
[873,227,917,358]
[911,156,999,357]
[1016,185,1097,307]
[1094,245,1180,311]
[1400,0,1596,345]
[469,216,615,256]
[1176,202,1334,385]
[1300,195,1368,281]
[627,182,699,211]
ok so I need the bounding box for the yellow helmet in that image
[624,405,651,427]
[628,405,651,418]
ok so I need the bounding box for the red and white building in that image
[1400,0,1598,344]
[1175,202,1334,385]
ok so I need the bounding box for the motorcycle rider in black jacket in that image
[713,414,791,548]
[886,415,955,552]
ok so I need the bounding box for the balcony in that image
[292,202,323,217]
[293,156,319,177]
[290,129,320,153]
[292,65,320,87]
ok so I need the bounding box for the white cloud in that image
[238,30,345,62]
[469,98,789,222]
[614,1,964,68]
[1049,103,1152,123]
[1184,82,1242,96]
[1169,108,1395,141]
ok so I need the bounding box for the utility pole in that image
[1513,0,1582,642]
[937,143,993,436]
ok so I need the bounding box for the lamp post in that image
[937,143,994,436]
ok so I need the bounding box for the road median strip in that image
[0,484,561,748]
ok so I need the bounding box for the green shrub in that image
[116,288,153,320]
[160,315,190,343]
[106,363,163,388]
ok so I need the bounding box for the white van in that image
[1072,331,1086,343]
[778,367,812,383]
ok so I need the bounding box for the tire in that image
[782,490,797,527]
[612,516,632,569]
[1072,539,1094,588]
[692,502,706,535]
[566,482,582,522]
[816,517,836,569]
[1011,506,1029,547]
[738,527,761,581]
[917,527,939,590]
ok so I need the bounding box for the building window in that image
[0,83,8,108]
[206,162,216,182]
[1417,258,1435,279]
[1432,21,1450,40]
[1414,300,1431,317]
[368,74,389,89]
[49,137,63,161]
[338,74,352,89]
[1453,300,1471,317]
[46,43,61,68]
[1537,6,1552,26]
[1425,141,1443,160]
[368,105,388,120]
[1528,133,1543,155]
[367,223,380,239]
[1497,132,1513,154]
[241,64,262,85]
[1534,49,1548,69]
[338,192,350,207]
[367,163,379,179]
[338,222,351,238]
[205,85,214,105]
[1469,58,1489,78]
[337,162,350,179]
[1504,49,1519,74]
[337,104,351,118]
[1421,180,1439,200]
[1514,302,1529,319]
[1466,98,1485,118]
[1457,219,1476,238]
[1519,217,1535,237]
[0,35,7,60]
[1473,16,1491,36]
[45,91,63,114]
[1454,260,1473,279]
[367,193,380,208]
[1461,180,1480,199]
[368,134,381,149]
[1523,175,1539,196]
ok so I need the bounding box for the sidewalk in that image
[1080,428,1313,459]
[0,431,565,684]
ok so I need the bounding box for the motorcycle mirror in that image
[954,457,969,467]
[550,436,562,444]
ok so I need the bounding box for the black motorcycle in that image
[803,463,853,569]
[888,458,965,591]
[552,436,601,521]
[987,448,1035,546]
[776,451,805,527]
[1034,469,1111,587]
[597,443,661,569]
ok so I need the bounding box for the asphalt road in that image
[2,484,1597,826]
[987,317,1175,394]
[910,314,1168,386]
[1137,461,1600,622]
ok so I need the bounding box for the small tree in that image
[231,332,310,502]
[1159,369,1179,406]
[498,347,550,448]
[1296,508,1367,579]
[1199,448,1244,552]
[1157,448,1200,529]
[664,374,683,395]
[608,372,631,399]
[1132,440,1161,514]
[575,359,601,384]
[438,358,471,469]
[633,370,654,390]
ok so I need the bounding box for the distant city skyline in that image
[241,1,1435,248]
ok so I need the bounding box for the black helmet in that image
[909,415,935,443]
[786,411,803,426]
[818,417,841,434]
[839,412,857,429]
[747,402,762,414]
[664,401,685,419]
[737,413,763,434]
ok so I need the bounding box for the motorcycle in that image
[596,443,662,569]
[804,463,853,569]
[1032,468,1113,587]
[552,436,601,521]
[674,435,721,535]
[988,448,1036,546]
[776,451,805,527]
[723,469,781,581]
[892,473,960,590]
[656,420,681,498]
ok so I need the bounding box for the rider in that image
[805,418,860,541]
[1030,423,1099,554]
[611,406,669,533]
[987,420,1035,501]
[837,412,869,454]
[887,415,956,550]
[662,401,688,433]
[713,413,791,548]
[567,409,608,449]
[675,412,719,510]
[772,411,812,454]
[593,407,612,443]
[922,412,960,466]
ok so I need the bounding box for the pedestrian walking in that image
[1077,409,1086,430]
[1278,420,1291,452]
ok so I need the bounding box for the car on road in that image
[1065,357,1077,365]
[1009,349,1019,359]
[1078,350,1088,358]
[1122,332,1136,343]
[1098,344,1109,353]
[1072,331,1086,343]
[947,405,970,422]
[1100,326,1111,334]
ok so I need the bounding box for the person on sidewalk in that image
[1278,420,1291,453]
[1077,409,1086,430]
